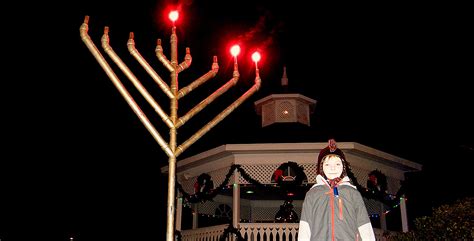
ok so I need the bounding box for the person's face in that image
[322,155,343,179]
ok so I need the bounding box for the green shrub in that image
[388,197,473,240]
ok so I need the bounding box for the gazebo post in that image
[192,203,198,229]
[232,169,241,228]
[176,195,183,231]
[400,196,409,232]
[380,203,387,231]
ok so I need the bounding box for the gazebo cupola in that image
[254,66,317,127]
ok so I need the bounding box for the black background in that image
[3,1,472,240]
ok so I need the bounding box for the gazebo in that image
[161,142,422,240]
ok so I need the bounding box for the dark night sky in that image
[3,1,473,240]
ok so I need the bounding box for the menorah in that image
[80,10,261,241]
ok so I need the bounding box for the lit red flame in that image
[252,52,261,63]
[169,11,179,22]
[230,45,241,57]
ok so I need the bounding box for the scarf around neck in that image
[327,177,342,188]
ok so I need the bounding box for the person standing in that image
[298,139,376,241]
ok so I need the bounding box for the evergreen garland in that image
[272,161,307,186]
[367,169,388,193]
[177,163,405,209]
[176,164,239,203]
[346,166,400,207]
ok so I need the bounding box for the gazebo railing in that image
[180,223,391,241]
[181,224,228,241]
[239,223,298,241]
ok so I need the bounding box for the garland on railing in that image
[367,169,388,194]
[176,164,283,204]
[271,161,307,185]
[176,164,237,203]
[346,167,402,208]
[176,163,406,211]
[194,173,214,195]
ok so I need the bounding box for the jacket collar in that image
[312,175,356,189]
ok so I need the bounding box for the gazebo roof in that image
[161,142,422,174]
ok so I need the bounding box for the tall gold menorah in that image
[80,10,261,241]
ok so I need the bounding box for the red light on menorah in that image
[169,10,179,24]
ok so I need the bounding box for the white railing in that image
[181,224,228,241]
[239,223,298,241]
[181,223,390,241]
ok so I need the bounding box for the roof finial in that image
[281,66,288,87]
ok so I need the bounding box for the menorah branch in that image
[176,71,261,157]
[81,12,262,241]
[177,56,219,100]
[176,63,238,129]
[156,39,174,72]
[177,47,192,73]
[101,28,174,129]
[80,16,173,157]
[128,32,174,99]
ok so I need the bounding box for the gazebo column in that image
[192,203,198,229]
[175,195,183,231]
[380,202,387,231]
[400,196,409,232]
[232,169,241,227]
